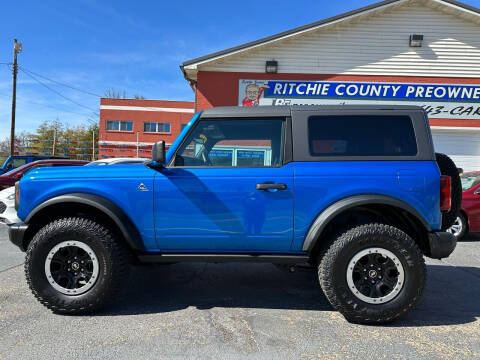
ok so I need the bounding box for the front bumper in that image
[0,189,21,225]
[428,231,457,259]
[0,203,21,225]
[7,222,28,252]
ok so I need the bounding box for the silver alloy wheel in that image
[44,241,99,295]
[447,216,463,237]
[346,247,405,305]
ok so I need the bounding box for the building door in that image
[432,131,480,172]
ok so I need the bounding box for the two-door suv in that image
[6,105,460,324]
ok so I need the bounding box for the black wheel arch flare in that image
[302,194,432,252]
[25,193,145,251]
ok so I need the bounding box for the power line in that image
[1,65,97,118]
[1,64,98,130]
[0,91,94,118]
[18,66,99,116]
[19,66,102,98]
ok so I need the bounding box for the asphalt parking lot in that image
[0,225,479,360]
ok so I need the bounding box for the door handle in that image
[256,183,287,191]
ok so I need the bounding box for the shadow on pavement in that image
[460,233,480,242]
[99,262,480,327]
[392,264,480,327]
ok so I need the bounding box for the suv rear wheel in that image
[318,223,425,324]
[447,213,468,239]
[25,217,130,314]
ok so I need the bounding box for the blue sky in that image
[0,0,479,138]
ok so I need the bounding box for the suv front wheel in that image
[318,223,426,324]
[25,217,130,314]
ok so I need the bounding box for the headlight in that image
[7,193,15,201]
[15,181,20,211]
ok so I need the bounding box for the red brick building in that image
[99,98,194,158]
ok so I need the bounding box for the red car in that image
[447,171,480,239]
[0,159,89,190]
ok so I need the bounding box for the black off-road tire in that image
[436,152,462,230]
[25,217,130,314]
[318,223,426,324]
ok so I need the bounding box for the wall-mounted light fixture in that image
[409,34,424,47]
[265,60,278,73]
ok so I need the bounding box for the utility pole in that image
[92,129,95,161]
[10,39,22,156]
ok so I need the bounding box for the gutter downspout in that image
[179,65,198,112]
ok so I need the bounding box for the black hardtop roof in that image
[200,105,425,118]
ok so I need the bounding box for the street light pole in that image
[52,127,56,156]
[10,39,22,156]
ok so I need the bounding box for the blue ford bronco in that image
[6,105,460,324]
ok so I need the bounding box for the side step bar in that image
[137,253,310,264]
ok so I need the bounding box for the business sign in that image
[238,79,480,119]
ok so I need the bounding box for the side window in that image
[12,158,27,168]
[143,122,171,133]
[174,119,284,167]
[106,121,133,132]
[106,121,118,131]
[308,115,417,157]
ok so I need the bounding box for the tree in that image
[0,131,31,164]
[0,137,9,165]
[104,88,145,100]
[26,119,98,160]
[104,88,126,99]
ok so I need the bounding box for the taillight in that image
[440,175,451,212]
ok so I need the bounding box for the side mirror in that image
[474,187,480,195]
[16,172,23,179]
[152,141,166,164]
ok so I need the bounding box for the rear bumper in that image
[7,222,28,252]
[428,231,457,259]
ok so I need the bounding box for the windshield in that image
[460,173,480,190]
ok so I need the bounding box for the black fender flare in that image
[302,195,431,252]
[25,193,144,251]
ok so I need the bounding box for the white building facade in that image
[182,0,480,170]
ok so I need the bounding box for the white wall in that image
[200,0,480,78]
[432,131,480,171]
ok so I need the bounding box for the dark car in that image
[447,171,480,239]
[0,159,89,190]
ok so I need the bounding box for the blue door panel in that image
[292,161,441,251]
[154,163,294,252]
